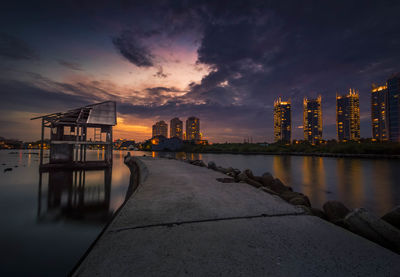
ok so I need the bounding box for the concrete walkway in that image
[73,157,400,276]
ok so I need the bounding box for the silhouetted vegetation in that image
[181,141,400,156]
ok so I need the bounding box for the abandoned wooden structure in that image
[31,101,117,169]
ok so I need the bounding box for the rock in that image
[345,208,400,253]
[323,201,351,223]
[296,205,313,215]
[236,172,248,182]
[207,161,217,170]
[261,172,274,187]
[197,160,206,167]
[252,176,264,183]
[226,172,235,177]
[233,169,241,176]
[245,178,263,188]
[216,166,229,174]
[279,191,300,202]
[259,186,279,195]
[243,169,254,179]
[269,178,292,194]
[216,178,236,183]
[289,195,311,207]
[4,168,12,172]
[310,208,327,220]
[382,206,400,230]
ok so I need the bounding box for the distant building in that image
[186,117,201,140]
[152,121,168,138]
[273,97,291,143]
[336,89,360,141]
[151,136,183,151]
[170,117,183,139]
[371,84,388,141]
[303,95,322,144]
[387,74,400,142]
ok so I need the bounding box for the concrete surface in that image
[73,157,400,277]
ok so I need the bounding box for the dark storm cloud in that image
[2,1,400,141]
[0,33,38,60]
[0,78,89,113]
[57,59,83,71]
[112,30,154,67]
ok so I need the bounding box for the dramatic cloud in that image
[0,32,38,60]
[57,59,83,71]
[1,1,400,141]
[112,30,154,67]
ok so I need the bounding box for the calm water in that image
[153,152,400,216]
[1,150,399,275]
[0,149,135,276]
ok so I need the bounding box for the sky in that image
[1,0,399,142]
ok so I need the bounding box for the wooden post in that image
[110,126,113,164]
[75,125,79,162]
[40,118,44,166]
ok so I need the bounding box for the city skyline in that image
[1,1,400,142]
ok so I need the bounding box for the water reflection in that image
[37,168,113,223]
[301,157,326,207]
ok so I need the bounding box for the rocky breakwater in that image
[184,158,400,254]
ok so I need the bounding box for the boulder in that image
[345,208,400,253]
[252,176,264,183]
[233,168,241,176]
[237,172,248,182]
[216,166,229,174]
[245,178,263,188]
[243,169,254,180]
[226,172,235,177]
[269,178,292,194]
[310,208,327,220]
[382,206,400,230]
[261,172,274,187]
[259,186,279,195]
[216,178,236,183]
[323,201,350,223]
[207,161,217,170]
[296,205,313,215]
[289,195,311,207]
[279,191,300,202]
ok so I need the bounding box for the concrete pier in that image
[73,157,400,276]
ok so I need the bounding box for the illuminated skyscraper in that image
[273,97,291,143]
[371,84,388,141]
[303,95,322,144]
[186,117,200,140]
[336,89,360,141]
[152,120,168,138]
[387,74,400,142]
[170,117,183,139]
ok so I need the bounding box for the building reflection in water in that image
[370,161,393,215]
[272,155,291,186]
[336,159,364,209]
[301,157,326,207]
[37,168,113,223]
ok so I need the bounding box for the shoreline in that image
[147,150,400,159]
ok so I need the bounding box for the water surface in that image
[153,152,400,216]
[1,150,399,276]
[0,150,135,276]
